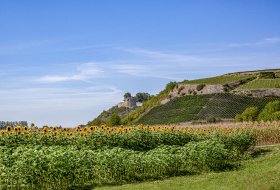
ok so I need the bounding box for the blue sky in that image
[0,0,280,127]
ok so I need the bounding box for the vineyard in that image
[0,122,279,189]
[138,94,280,124]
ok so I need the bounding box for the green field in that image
[137,94,280,124]
[181,75,254,85]
[96,145,280,190]
[236,79,280,90]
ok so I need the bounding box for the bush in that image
[177,86,184,94]
[258,101,280,121]
[196,84,206,91]
[206,117,221,123]
[235,107,259,122]
[107,113,121,126]
[235,114,242,122]
[259,72,276,79]
[165,81,177,92]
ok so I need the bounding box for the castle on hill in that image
[117,96,143,109]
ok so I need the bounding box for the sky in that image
[0,0,280,127]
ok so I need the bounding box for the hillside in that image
[235,78,280,90]
[137,93,280,125]
[88,68,280,125]
[180,75,254,85]
[87,106,135,125]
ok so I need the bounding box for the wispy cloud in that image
[228,37,280,48]
[37,62,104,83]
[118,47,199,62]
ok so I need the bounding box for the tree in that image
[136,92,151,102]
[235,107,259,122]
[165,81,177,92]
[123,92,132,100]
[107,112,121,126]
[258,101,280,121]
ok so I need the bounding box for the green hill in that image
[137,93,280,125]
[235,78,280,90]
[181,75,254,85]
[87,68,280,125]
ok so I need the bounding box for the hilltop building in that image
[117,96,142,109]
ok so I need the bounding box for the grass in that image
[180,75,253,85]
[95,145,280,190]
[137,93,280,124]
[236,78,280,90]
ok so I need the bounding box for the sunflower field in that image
[0,122,279,189]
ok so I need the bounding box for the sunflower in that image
[14,126,22,132]
[6,126,13,132]
[62,128,70,132]
[75,126,81,132]
[23,126,28,131]
[83,127,89,132]
[81,132,87,137]
[53,127,59,131]
[43,128,50,133]
[0,131,5,135]
[90,126,95,131]
[67,132,74,137]
[54,131,59,136]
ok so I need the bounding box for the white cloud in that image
[37,62,104,83]
[113,64,149,76]
[118,47,199,62]
[228,37,280,48]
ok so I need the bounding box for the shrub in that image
[235,114,242,122]
[107,113,121,126]
[206,117,221,123]
[259,72,276,79]
[165,81,177,92]
[258,101,280,121]
[177,86,184,94]
[196,84,206,91]
[235,107,259,122]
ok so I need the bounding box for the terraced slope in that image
[195,93,280,120]
[235,79,280,90]
[137,95,212,124]
[137,94,280,125]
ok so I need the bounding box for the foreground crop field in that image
[0,122,279,189]
[97,145,280,190]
